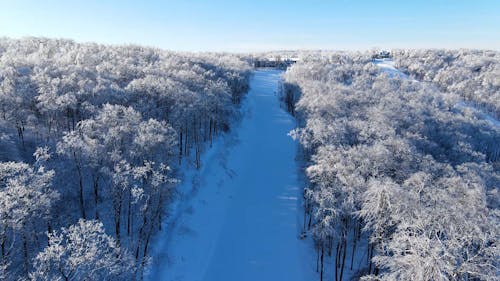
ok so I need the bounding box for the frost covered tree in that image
[285,51,500,281]
[0,149,59,277]
[393,49,500,118]
[30,219,134,281]
[0,37,251,278]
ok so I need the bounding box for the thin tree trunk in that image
[71,111,76,131]
[339,238,347,281]
[184,123,188,156]
[316,246,320,273]
[159,213,162,231]
[368,243,374,274]
[1,229,6,270]
[17,125,25,149]
[337,240,342,269]
[320,246,324,281]
[335,242,339,281]
[93,174,99,220]
[135,201,151,261]
[194,119,200,169]
[209,118,213,147]
[328,236,333,256]
[114,198,122,247]
[127,189,132,237]
[73,154,86,219]
[179,127,183,164]
[22,231,28,274]
[135,215,147,260]
[302,203,307,232]
[47,222,52,246]
[142,215,155,262]
[350,229,357,270]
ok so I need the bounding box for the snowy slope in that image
[373,59,500,128]
[148,69,315,281]
[455,101,500,128]
[372,58,408,78]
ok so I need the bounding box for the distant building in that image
[372,50,391,59]
[254,56,299,68]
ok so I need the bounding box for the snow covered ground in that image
[148,69,316,281]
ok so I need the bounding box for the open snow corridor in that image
[149,69,314,281]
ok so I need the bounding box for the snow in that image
[148,69,316,281]
[374,59,500,128]
[373,58,408,78]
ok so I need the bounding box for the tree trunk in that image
[114,198,122,247]
[93,174,100,220]
[209,118,213,147]
[73,154,86,220]
[47,222,52,246]
[328,236,333,256]
[350,230,357,270]
[339,238,347,281]
[337,240,342,269]
[127,189,132,238]
[316,246,319,273]
[17,126,25,149]
[335,242,339,281]
[142,207,159,263]
[194,119,201,169]
[71,110,76,131]
[158,212,162,231]
[135,200,151,261]
[1,228,6,270]
[179,127,183,164]
[302,204,307,232]
[135,215,147,260]
[320,246,324,281]
[22,231,28,274]
[184,123,188,156]
[368,243,374,274]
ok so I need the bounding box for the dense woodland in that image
[0,37,250,280]
[284,50,499,281]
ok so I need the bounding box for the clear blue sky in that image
[0,0,498,52]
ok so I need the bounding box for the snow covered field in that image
[148,69,315,281]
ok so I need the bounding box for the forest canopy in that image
[0,37,251,280]
[284,50,499,281]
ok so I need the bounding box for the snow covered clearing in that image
[148,69,316,281]
[372,58,408,78]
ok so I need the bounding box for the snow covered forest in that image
[0,37,250,280]
[284,50,499,281]
[0,36,499,281]
[393,49,500,118]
